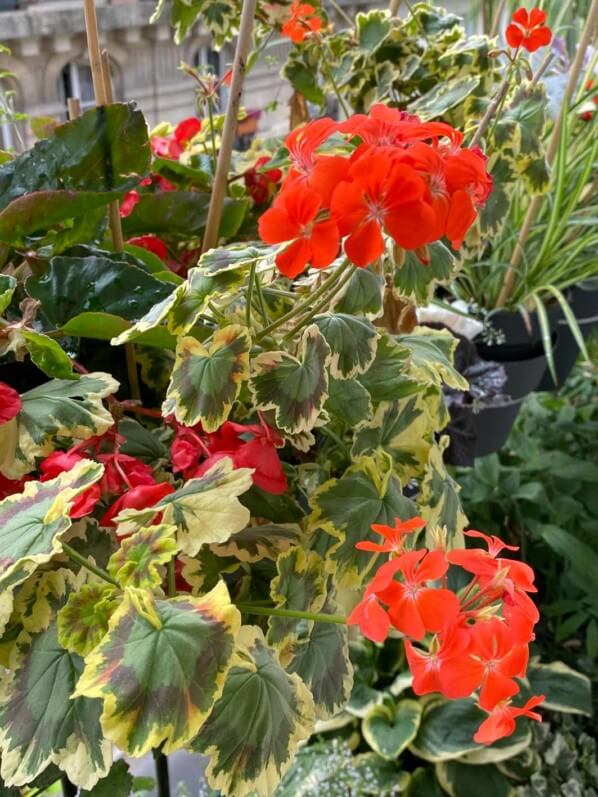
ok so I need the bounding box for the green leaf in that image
[314,313,378,379]
[21,330,78,380]
[538,524,598,595]
[363,699,422,761]
[250,324,331,435]
[405,767,444,796]
[308,453,418,588]
[267,548,327,646]
[0,617,111,789]
[110,283,186,346]
[26,256,173,327]
[211,523,302,563]
[325,377,373,427]
[286,590,354,720]
[162,326,251,430]
[118,417,169,464]
[113,458,252,555]
[357,335,417,404]
[74,583,240,756]
[332,267,382,320]
[167,265,246,336]
[81,760,135,797]
[107,524,178,589]
[0,372,117,479]
[408,76,481,120]
[526,661,592,716]
[394,242,456,303]
[0,460,104,635]
[410,698,530,764]
[419,439,467,548]
[0,274,16,315]
[356,9,391,52]
[398,328,468,391]
[435,761,514,797]
[57,583,120,657]
[193,625,315,797]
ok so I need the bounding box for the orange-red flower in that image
[506,8,552,52]
[347,586,392,643]
[258,184,339,277]
[474,695,544,744]
[281,0,323,43]
[331,154,435,266]
[404,628,469,695]
[356,516,426,554]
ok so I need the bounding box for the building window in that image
[193,45,221,77]
[60,62,96,112]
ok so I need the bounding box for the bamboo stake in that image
[202,0,258,253]
[496,0,598,308]
[67,97,81,120]
[490,0,507,37]
[389,0,402,16]
[82,0,140,399]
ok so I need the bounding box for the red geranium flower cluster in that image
[170,417,287,495]
[244,156,283,205]
[506,8,552,53]
[281,0,323,44]
[348,518,544,745]
[258,106,492,277]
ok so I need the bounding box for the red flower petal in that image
[0,382,21,425]
[258,207,301,244]
[505,23,524,48]
[276,238,312,278]
[344,218,385,267]
[174,117,202,145]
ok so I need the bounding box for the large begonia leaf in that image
[419,438,467,548]
[113,458,252,555]
[0,460,104,635]
[193,625,315,797]
[110,284,187,345]
[250,325,331,435]
[162,326,251,430]
[74,583,240,757]
[325,377,373,427]
[57,583,120,657]
[332,267,383,320]
[352,393,445,481]
[0,274,16,314]
[308,454,418,588]
[0,617,111,789]
[314,313,378,379]
[0,104,149,245]
[393,242,456,304]
[285,591,353,720]
[211,523,302,563]
[26,256,172,327]
[267,548,327,646]
[0,373,117,479]
[398,329,468,391]
[357,335,418,404]
[107,524,178,589]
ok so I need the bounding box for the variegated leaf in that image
[267,548,327,646]
[408,75,480,119]
[393,242,456,304]
[107,524,178,589]
[194,625,315,797]
[398,328,468,391]
[419,438,467,548]
[284,590,353,720]
[325,377,373,427]
[313,313,378,379]
[74,582,240,756]
[332,267,383,320]
[250,324,331,435]
[0,274,16,315]
[0,616,111,789]
[0,373,117,479]
[211,523,302,563]
[113,458,252,555]
[0,460,104,636]
[308,454,418,588]
[57,582,120,657]
[162,325,251,430]
[111,283,185,345]
[167,266,246,336]
[357,335,417,404]
[179,550,241,595]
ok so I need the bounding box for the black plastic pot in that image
[473,398,524,459]
[475,303,561,362]
[537,281,598,391]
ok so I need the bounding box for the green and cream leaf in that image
[313,313,378,379]
[107,524,178,589]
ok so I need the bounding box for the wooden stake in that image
[497,0,598,308]
[67,97,81,120]
[202,0,257,253]
[83,0,108,105]
[101,50,125,253]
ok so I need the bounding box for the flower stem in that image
[282,262,355,341]
[153,748,171,797]
[61,542,119,587]
[236,604,347,625]
[246,261,256,327]
[206,95,219,176]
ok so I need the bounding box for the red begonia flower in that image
[120,190,140,218]
[506,8,552,52]
[281,0,323,44]
[0,472,30,500]
[0,382,21,425]
[100,482,175,528]
[244,156,283,205]
[127,235,169,261]
[39,451,101,518]
[356,516,426,554]
[174,117,202,146]
[96,452,155,496]
[474,695,545,744]
[259,184,340,277]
